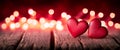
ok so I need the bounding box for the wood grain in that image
[0,27,120,50]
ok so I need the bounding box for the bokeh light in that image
[15,22,20,28]
[101,21,108,28]
[1,23,7,30]
[5,17,11,24]
[108,21,114,27]
[48,9,54,15]
[61,12,67,18]
[10,15,15,21]
[28,9,36,16]
[27,18,33,24]
[82,8,88,14]
[20,17,27,23]
[39,17,46,24]
[49,20,56,28]
[110,12,115,19]
[32,19,38,26]
[13,11,19,17]
[90,10,95,16]
[98,12,104,18]
[114,23,120,29]
[10,23,15,30]
[22,23,29,30]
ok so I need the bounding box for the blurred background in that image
[0,0,120,23]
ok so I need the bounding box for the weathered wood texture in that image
[0,26,120,50]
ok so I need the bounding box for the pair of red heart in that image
[67,18,108,38]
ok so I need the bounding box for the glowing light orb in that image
[66,15,71,20]
[44,23,50,28]
[22,23,29,30]
[13,11,19,17]
[77,19,83,22]
[27,18,33,24]
[48,9,54,15]
[40,25,46,30]
[49,20,56,28]
[20,17,27,23]
[28,9,36,16]
[15,22,20,28]
[90,10,95,16]
[101,21,108,28]
[32,19,38,26]
[82,8,88,14]
[39,18,46,24]
[108,21,114,27]
[114,23,120,29]
[1,23,7,29]
[110,12,115,19]
[61,12,67,18]
[10,15,15,21]
[56,21,63,31]
[56,21,62,24]
[10,23,15,30]
[5,17,11,24]
[98,12,104,18]
[56,24,64,31]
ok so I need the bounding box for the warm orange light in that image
[108,21,114,27]
[56,21,63,31]
[13,11,19,17]
[10,15,15,21]
[110,12,115,19]
[82,8,88,14]
[61,12,67,18]
[28,9,36,16]
[27,18,33,24]
[48,9,54,15]
[22,23,29,30]
[65,15,71,20]
[101,21,108,28]
[98,12,104,18]
[32,19,38,26]
[114,23,120,29]
[10,23,15,30]
[49,20,56,28]
[56,24,64,31]
[5,17,11,23]
[90,10,95,16]
[40,25,46,30]
[77,19,83,22]
[44,22,50,28]
[1,23,7,29]
[56,21,62,24]
[15,22,20,28]
[20,17,27,23]
[39,18,46,24]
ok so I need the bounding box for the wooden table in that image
[0,26,120,50]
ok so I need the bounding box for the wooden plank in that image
[0,27,120,50]
[108,28,120,49]
[54,26,83,50]
[80,35,103,50]
[92,35,120,50]
[0,29,24,50]
[16,29,51,50]
[80,29,120,50]
[54,26,120,50]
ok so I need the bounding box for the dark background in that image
[0,0,120,22]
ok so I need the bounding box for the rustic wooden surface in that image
[0,26,120,50]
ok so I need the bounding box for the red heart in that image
[88,18,108,38]
[67,18,88,38]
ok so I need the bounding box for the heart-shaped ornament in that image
[88,18,108,38]
[67,18,88,38]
